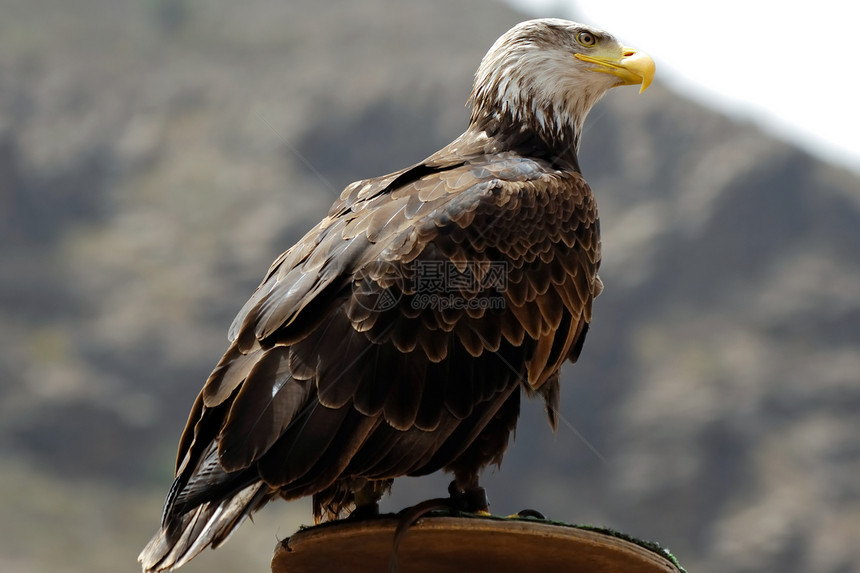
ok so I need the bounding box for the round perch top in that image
[272,515,685,573]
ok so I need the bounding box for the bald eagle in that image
[140,18,654,571]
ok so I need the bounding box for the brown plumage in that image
[140,18,654,571]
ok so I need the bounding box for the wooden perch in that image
[272,515,684,573]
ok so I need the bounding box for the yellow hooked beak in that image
[575,47,655,93]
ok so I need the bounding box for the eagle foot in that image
[348,501,380,520]
[511,508,546,519]
[447,481,489,514]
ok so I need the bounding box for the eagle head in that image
[469,18,655,153]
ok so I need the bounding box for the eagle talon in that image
[513,508,546,519]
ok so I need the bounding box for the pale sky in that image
[507,0,860,173]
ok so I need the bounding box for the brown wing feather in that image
[218,347,310,471]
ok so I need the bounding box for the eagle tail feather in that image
[138,481,267,572]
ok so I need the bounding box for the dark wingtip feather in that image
[138,482,267,572]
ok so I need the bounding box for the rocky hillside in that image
[1,1,858,572]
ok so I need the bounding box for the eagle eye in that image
[576,31,597,47]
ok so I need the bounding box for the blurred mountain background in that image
[1,1,858,572]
